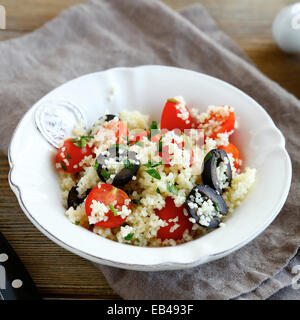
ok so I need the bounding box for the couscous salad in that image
[55,97,256,247]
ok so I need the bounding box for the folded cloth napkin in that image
[0,0,299,300]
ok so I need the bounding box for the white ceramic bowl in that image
[8,66,292,271]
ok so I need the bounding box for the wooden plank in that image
[0,0,299,299]
[0,152,120,299]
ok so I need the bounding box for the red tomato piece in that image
[85,184,131,228]
[219,142,240,169]
[198,107,235,140]
[161,98,193,132]
[155,197,193,240]
[103,119,129,144]
[56,138,95,173]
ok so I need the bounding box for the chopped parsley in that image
[145,169,161,180]
[158,137,163,153]
[60,160,67,171]
[124,233,134,241]
[204,152,212,163]
[74,221,80,225]
[167,182,178,195]
[70,135,94,149]
[94,161,99,171]
[148,121,159,138]
[109,204,118,216]
[100,170,111,179]
[167,98,179,104]
[66,152,71,159]
[214,202,220,212]
[143,160,163,168]
[124,159,133,169]
[156,187,161,194]
[149,120,158,130]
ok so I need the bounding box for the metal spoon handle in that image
[0,231,41,300]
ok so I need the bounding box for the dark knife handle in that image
[0,231,42,300]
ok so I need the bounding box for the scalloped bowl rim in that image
[8,66,292,271]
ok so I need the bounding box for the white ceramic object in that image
[35,100,87,149]
[8,66,292,271]
[273,2,300,53]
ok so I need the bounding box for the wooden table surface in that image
[0,0,299,300]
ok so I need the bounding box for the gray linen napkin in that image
[0,0,299,300]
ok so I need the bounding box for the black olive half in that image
[202,149,232,194]
[99,114,119,123]
[186,184,227,228]
[96,146,140,187]
[67,186,92,209]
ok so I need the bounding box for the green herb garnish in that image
[167,182,178,195]
[143,160,163,168]
[167,98,179,104]
[124,159,133,169]
[70,136,94,149]
[109,204,118,216]
[149,120,158,130]
[148,121,160,139]
[80,138,86,149]
[156,187,161,194]
[66,152,71,159]
[100,170,111,179]
[124,233,134,241]
[214,202,220,212]
[60,160,67,171]
[204,152,212,163]
[158,137,163,153]
[94,161,99,171]
[145,169,161,180]
[132,199,141,205]
[74,221,80,225]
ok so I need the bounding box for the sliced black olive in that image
[96,146,140,187]
[202,149,232,194]
[67,186,92,209]
[99,114,119,123]
[186,184,227,228]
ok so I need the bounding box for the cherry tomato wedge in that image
[56,138,95,173]
[103,119,129,144]
[218,142,240,169]
[198,107,236,139]
[155,197,193,240]
[85,184,131,228]
[161,98,193,132]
